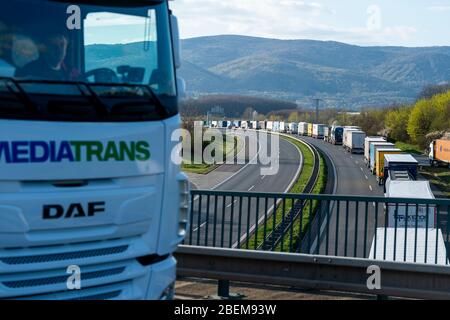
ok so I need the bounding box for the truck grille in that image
[1,245,129,265]
[14,281,132,300]
[0,237,151,299]
[3,267,126,289]
[71,290,122,300]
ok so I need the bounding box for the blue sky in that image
[170,0,450,47]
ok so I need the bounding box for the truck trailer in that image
[384,180,436,229]
[273,121,280,132]
[259,121,266,130]
[323,126,331,142]
[375,148,403,185]
[369,142,395,173]
[344,130,366,154]
[0,0,189,300]
[383,154,419,183]
[298,122,308,136]
[266,121,274,131]
[307,123,313,137]
[288,122,298,134]
[312,124,326,139]
[369,228,447,265]
[364,137,386,165]
[429,139,450,167]
[342,127,359,149]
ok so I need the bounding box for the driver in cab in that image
[15,34,73,80]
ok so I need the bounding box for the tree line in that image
[334,87,450,149]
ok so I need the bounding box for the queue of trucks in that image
[203,120,450,169]
[198,119,448,264]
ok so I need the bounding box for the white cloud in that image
[172,0,334,39]
[427,5,450,12]
[171,0,416,46]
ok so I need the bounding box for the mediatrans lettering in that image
[0,141,151,163]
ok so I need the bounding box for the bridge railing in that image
[186,190,450,265]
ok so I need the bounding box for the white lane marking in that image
[369,185,373,191]
[365,175,368,180]
[261,175,266,180]
[226,199,238,208]
[248,185,255,191]
[355,160,359,165]
[193,221,207,232]
[208,131,262,191]
[360,167,363,172]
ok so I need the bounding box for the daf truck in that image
[0,0,189,299]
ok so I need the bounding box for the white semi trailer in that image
[364,137,386,165]
[369,228,447,265]
[344,130,366,154]
[384,180,436,229]
[0,0,189,300]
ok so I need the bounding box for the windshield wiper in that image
[0,78,169,120]
[15,79,110,117]
[88,83,169,118]
[0,77,38,114]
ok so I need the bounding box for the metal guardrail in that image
[175,245,450,299]
[186,191,450,265]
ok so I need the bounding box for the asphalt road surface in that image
[298,136,385,258]
[188,131,303,248]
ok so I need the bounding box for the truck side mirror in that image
[170,14,186,98]
[177,76,186,98]
[170,14,181,69]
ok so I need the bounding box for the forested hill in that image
[84,35,450,109]
[178,35,450,108]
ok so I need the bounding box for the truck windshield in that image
[0,0,177,121]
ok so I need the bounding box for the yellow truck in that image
[307,123,313,137]
[375,148,402,185]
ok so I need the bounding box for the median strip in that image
[243,135,327,251]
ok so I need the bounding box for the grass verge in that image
[182,136,239,174]
[395,141,423,155]
[420,166,450,198]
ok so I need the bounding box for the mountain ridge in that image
[177,35,450,108]
[84,35,450,109]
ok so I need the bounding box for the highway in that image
[298,136,386,258]
[188,130,303,248]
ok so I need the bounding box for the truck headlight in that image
[177,173,190,238]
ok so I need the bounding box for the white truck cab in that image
[0,0,189,299]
